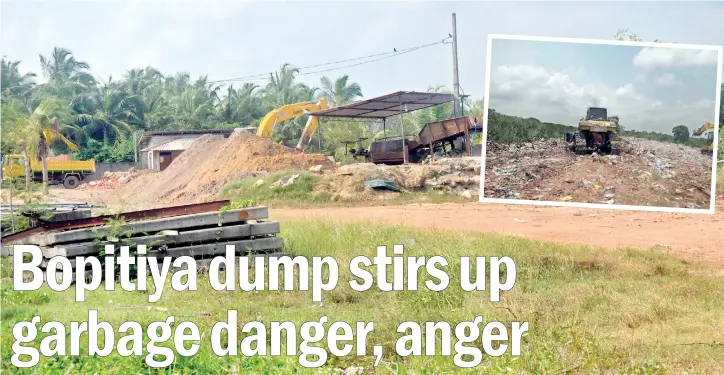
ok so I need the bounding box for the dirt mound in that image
[117,131,334,204]
[48,154,72,162]
[483,137,713,208]
[183,131,332,194]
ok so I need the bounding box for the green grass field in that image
[2,220,723,374]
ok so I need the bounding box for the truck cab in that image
[585,107,608,121]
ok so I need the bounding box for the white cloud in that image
[633,47,718,69]
[488,64,714,133]
[683,98,715,109]
[655,72,677,86]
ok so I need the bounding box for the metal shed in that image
[308,91,456,163]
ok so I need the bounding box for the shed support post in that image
[399,95,407,164]
[465,125,471,156]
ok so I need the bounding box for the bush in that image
[71,136,135,162]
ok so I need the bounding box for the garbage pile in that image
[483,137,712,208]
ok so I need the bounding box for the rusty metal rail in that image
[1,200,231,243]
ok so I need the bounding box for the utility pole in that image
[451,13,461,118]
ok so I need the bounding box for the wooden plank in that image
[39,221,280,258]
[14,207,269,247]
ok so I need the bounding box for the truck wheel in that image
[63,175,80,189]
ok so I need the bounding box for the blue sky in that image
[488,38,720,133]
[1,1,723,106]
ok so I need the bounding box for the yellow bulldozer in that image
[692,122,715,156]
[565,107,617,154]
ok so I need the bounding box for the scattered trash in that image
[494,165,518,175]
[561,196,573,201]
[271,174,300,188]
[513,218,527,223]
[483,136,710,207]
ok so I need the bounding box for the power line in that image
[209,36,451,84]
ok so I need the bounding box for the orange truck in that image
[1,154,95,189]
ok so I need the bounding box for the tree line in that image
[487,108,712,149]
[1,47,482,194]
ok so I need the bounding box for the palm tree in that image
[1,58,36,101]
[263,63,304,107]
[405,85,453,133]
[319,75,362,106]
[24,99,79,194]
[39,47,95,95]
[164,72,191,95]
[75,77,139,141]
[124,67,163,96]
[122,67,164,129]
[218,83,264,126]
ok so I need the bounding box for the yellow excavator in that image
[255,98,328,151]
[692,122,715,155]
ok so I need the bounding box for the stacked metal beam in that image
[2,204,283,283]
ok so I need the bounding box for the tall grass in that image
[2,220,722,374]
[219,170,473,208]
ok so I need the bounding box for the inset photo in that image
[480,35,722,213]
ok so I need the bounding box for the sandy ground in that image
[17,187,723,267]
[274,201,724,266]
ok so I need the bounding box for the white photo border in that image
[478,34,723,214]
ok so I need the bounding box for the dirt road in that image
[274,200,724,265]
[12,187,724,266]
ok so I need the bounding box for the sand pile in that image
[48,154,73,162]
[183,131,332,194]
[118,130,334,204]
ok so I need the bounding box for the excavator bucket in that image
[296,116,321,151]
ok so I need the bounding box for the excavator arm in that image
[256,98,328,144]
[692,122,715,137]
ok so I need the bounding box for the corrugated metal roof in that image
[139,129,235,144]
[141,138,197,152]
[308,91,455,119]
